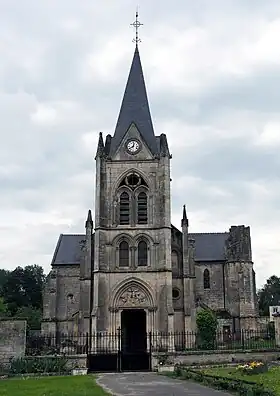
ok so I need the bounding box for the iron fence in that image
[25,329,278,356]
[151,329,278,352]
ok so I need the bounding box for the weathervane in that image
[130,9,143,44]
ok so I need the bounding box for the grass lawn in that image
[201,366,280,395]
[0,375,110,396]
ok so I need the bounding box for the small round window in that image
[172,288,180,299]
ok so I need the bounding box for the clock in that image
[126,139,141,154]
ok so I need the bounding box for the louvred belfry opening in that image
[137,192,148,224]
[120,192,130,225]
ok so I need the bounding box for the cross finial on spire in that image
[130,9,143,44]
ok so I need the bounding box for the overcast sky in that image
[0,0,279,287]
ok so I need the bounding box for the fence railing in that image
[25,329,278,356]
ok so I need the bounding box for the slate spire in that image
[110,45,157,155]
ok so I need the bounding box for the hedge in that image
[9,356,69,375]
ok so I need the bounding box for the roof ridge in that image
[190,232,229,235]
[61,233,85,237]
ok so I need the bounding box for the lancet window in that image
[137,240,148,266]
[119,241,129,267]
[119,192,130,225]
[203,269,210,289]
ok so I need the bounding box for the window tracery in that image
[117,172,149,225]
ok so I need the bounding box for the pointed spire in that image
[181,205,189,228]
[110,45,157,155]
[85,210,93,229]
[95,132,104,159]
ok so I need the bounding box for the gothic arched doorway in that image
[110,279,155,371]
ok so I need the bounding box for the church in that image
[42,31,258,341]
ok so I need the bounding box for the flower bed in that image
[166,366,277,396]
[237,361,268,375]
[199,365,280,395]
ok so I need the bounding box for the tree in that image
[0,296,8,316]
[1,265,46,316]
[0,269,9,296]
[15,306,42,331]
[258,275,280,316]
[2,267,26,315]
[21,265,46,310]
[196,308,218,350]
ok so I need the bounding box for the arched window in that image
[171,250,179,272]
[137,192,148,224]
[203,269,210,289]
[138,240,148,266]
[119,241,129,267]
[119,192,130,225]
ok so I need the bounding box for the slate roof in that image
[110,45,158,156]
[51,231,228,266]
[51,234,86,265]
[189,232,229,261]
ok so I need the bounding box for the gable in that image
[111,122,155,161]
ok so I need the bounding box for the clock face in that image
[126,139,140,154]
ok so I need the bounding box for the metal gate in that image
[87,329,152,373]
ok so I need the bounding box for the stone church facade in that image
[42,45,258,338]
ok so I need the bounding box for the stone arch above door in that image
[110,277,156,311]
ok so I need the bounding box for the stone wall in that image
[0,320,27,366]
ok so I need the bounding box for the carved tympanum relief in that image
[119,286,147,306]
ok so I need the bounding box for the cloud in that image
[0,0,280,288]
[255,122,280,147]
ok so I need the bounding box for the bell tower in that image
[92,14,174,335]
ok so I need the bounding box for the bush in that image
[196,309,218,350]
[10,356,69,375]
[156,353,174,366]
[172,366,276,396]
